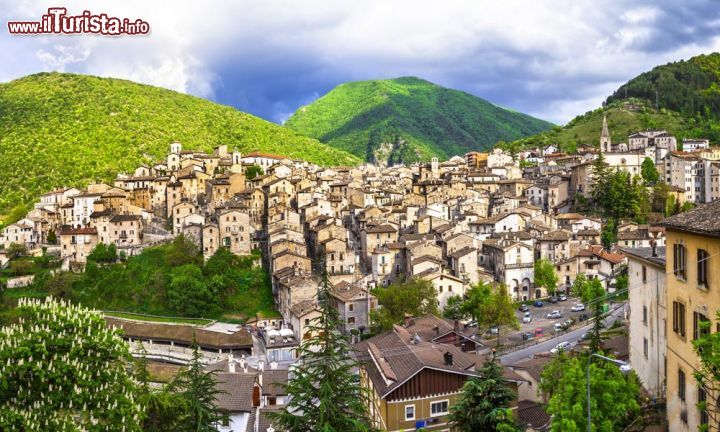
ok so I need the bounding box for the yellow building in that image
[662,201,720,431]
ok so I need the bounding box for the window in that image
[347,317,355,325]
[642,265,647,283]
[643,306,648,325]
[643,338,648,359]
[431,400,449,416]
[672,301,686,337]
[679,369,686,401]
[673,243,686,280]
[348,304,354,312]
[698,248,709,287]
[699,387,709,426]
[405,404,415,421]
[693,312,710,341]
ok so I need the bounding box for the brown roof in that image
[213,372,255,412]
[516,400,551,430]
[106,317,252,350]
[355,325,481,398]
[660,199,720,237]
[365,224,397,234]
[59,227,97,235]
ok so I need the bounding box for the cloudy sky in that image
[1,0,720,125]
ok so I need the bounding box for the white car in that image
[551,341,572,354]
[570,303,585,312]
[553,322,564,333]
[547,310,562,319]
[522,312,532,323]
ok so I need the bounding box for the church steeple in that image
[600,115,611,152]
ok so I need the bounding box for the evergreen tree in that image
[268,273,375,432]
[591,152,610,209]
[450,356,519,432]
[167,345,228,432]
[640,157,659,185]
[46,229,57,244]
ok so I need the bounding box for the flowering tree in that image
[0,297,143,431]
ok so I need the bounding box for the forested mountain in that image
[285,77,554,164]
[0,73,360,222]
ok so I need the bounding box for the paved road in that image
[500,304,627,365]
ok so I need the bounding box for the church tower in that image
[600,115,611,152]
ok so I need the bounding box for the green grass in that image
[102,311,213,326]
[285,76,554,164]
[0,72,361,223]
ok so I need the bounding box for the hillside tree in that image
[461,282,519,345]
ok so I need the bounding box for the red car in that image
[535,328,544,337]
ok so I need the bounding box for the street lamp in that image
[586,353,631,432]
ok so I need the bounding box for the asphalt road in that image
[500,304,627,365]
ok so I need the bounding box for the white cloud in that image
[0,0,718,124]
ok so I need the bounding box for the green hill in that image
[284,77,554,164]
[500,98,687,154]
[0,72,360,222]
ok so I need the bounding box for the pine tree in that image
[167,345,228,432]
[591,151,610,211]
[450,356,519,432]
[268,273,375,432]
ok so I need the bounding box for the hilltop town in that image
[2,117,718,431]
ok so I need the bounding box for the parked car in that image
[533,300,544,307]
[578,313,589,322]
[559,294,568,301]
[547,310,562,319]
[522,331,534,340]
[563,318,574,328]
[580,332,590,341]
[553,322,564,332]
[466,320,478,328]
[518,304,530,312]
[522,312,532,323]
[551,341,572,354]
[548,296,559,303]
[489,326,499,335]
[535,327,544,337]
[570,303,585,312]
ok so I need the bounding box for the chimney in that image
[454,319,460,334]
[270,361,278,370]
[444,351,453,366]
[433,325,440,335]
[651,240,657,257]
[404,315,415,328]
[228,353,236,373]
[258,360,265,371]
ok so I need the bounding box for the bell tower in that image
[600,115,611,152]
